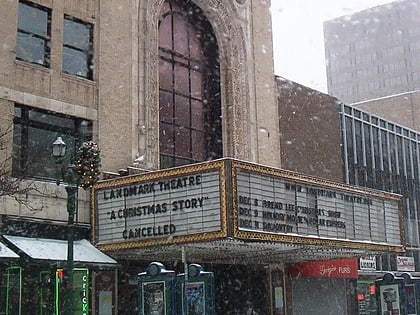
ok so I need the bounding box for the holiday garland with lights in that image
[75,141,101,189]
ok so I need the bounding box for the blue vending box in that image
[138,262,177,315]
[176,264,215,315]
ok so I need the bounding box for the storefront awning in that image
[0,240,20,259]
[3,235,118,267]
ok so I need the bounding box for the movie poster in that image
[380,284,400,315]
[143,282,166,315]
[405,284,416,315]
[185,282,205,315]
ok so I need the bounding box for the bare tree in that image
[0,121,44,211]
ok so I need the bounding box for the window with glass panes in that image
[12,105,92,180]
[340,103,420,246]
[16,1,51,67]
[63,16,93,79]
[158,0,222,169]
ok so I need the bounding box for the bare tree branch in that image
[0,121,45,212]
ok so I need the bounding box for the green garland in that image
[75,141,101,189]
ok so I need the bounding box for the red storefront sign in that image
[288,258,358,279]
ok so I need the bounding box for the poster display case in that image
[138,262,176,315]
[176,264,215,315]
[376,273,405,315]
[401,273,420,315]
[376,271,420,315]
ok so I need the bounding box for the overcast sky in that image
[270,0,395,93]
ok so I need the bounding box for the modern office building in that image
[340,103,420,251]
[0,1,410,314]
[324,0,420,105]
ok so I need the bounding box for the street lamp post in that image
[52,136,101,315]
[64,185,77,314]
[52,136,77,315]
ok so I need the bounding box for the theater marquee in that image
[91,159,404,253]
[92,160,228,250]
[232,161,404,250]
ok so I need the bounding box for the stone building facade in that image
[0,0,280,227]
[0,1,284,314]
[0,1,408,314]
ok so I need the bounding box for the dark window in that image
[405,139,412,179]
[372,127,382,187]
[344,105,352,114]
[62,16,93,79]
[12,105,92,180]
[354,119,365,185]
[414,143,420,183]
[381,130,391,191]
[364,123,374,187]
[389,134,397,177]
[380,120,386,128]
[158,0,222,169]
[362,112,369,121]
[16,1,51,67]
[344,116,355,184]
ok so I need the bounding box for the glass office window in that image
[12,105,92,180]
[63,16,93,79]
[16,1,51,66]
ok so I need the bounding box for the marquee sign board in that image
[92,161,228,251]
[91,159,404,253]
[232,160,404,251]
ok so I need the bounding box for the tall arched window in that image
[159,0,222,169]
